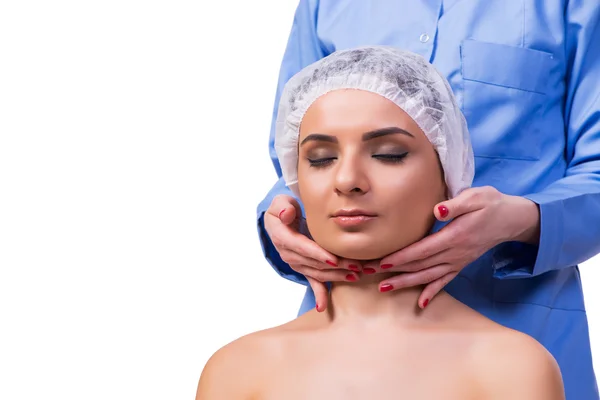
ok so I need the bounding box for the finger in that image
[279,249,352,273]
[289,231,340,267]
[418,271,458,309]
[268,216,339,266]
[378,264,452,292]
[364,258,385,275]
[338,258,363,273]
[278,204,298,225]
[435,187,486,222]
[267,195,302,225]
[279,250,348,271]
[380,229,454,267]
[292,265,360,284]
[264,196,340,267]
[306,276,329,312]
[388,249,449,273]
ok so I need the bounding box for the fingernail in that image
[326,260,337,267]
[348,264,360,272]
[316,303,320,312]
[380,284,394,292]
[438,205,449,218]
[363,267,376,274]
[346,274,357,282]
[381,264,393,269]
[423,298,430,308]
[278,209,286,219]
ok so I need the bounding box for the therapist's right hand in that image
[264,194,360,312]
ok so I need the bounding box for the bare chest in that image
[260,344,480,400]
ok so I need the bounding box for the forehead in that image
[299,89,424,140]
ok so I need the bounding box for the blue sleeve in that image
[256,0,325,285]
[494,3,600,279]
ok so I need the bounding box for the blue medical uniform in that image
[256,1,600,398]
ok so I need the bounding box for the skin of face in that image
[297,89,447,260]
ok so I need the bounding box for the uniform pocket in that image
[461,40,554,160]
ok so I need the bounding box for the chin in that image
[320,236,401,261]
[335,248,387,261]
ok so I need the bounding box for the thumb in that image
[434,188,483,221]
[279,205,298,225]
[273,195,302,226]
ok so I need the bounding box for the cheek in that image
[379,166,437,199]
[298,167,330,217]
[375,165,443,233]
[298,166,339,250]
[382,155,444,200]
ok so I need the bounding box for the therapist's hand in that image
[264,195,361,312]
[377,186,540,308]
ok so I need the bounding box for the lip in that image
[332,209,377,217]
[331,209,377,228]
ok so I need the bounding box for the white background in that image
[0,1,598,399]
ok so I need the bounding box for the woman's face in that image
[297,89,446,260]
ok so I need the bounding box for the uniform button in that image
[419,33,430,43]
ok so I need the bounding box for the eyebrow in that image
[300,126,414,146]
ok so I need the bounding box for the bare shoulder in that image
[196,311,322,400]
[471,327,565,400]
[195,331,266,400]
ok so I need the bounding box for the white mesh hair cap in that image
[274,46,475,199]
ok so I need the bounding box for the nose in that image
[334,154,370,196]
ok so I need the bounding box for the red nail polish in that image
[381,264,393,269]
[363,267,376,274]
[346,274,357,282]
[348,264,360,272]
[423,298,430,308]
[438,205,449,218]
[326,260,337,267]
[380,284,394,292]
[278,209,286,219]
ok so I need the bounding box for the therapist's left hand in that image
[377,186,540,308]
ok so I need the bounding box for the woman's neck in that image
[327,272,433,325]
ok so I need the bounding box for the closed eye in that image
[307,157,336,168]
[373,153,408,163]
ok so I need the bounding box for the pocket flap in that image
[461,39,553,94]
